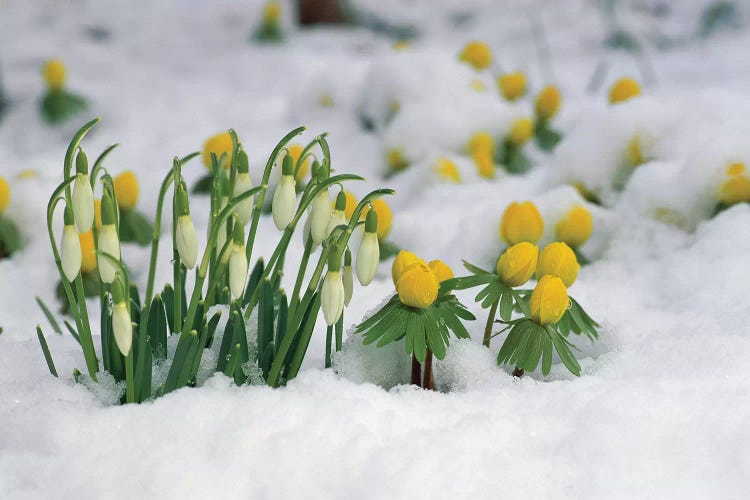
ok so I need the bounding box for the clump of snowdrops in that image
[36,118,393,403]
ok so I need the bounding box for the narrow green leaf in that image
[63,321,81,345]
[36,326,58,377]
[499,287,514,321]
[35,297,62,335]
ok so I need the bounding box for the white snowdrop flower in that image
[272,175,297,230]
[309,189,331,245]
[111,280,132,356]
[72,174,94,233]
[98,224,121,284]
[176,215,198,269]
[343,249,353,307]
[321,270,345,326]
[60,207,81,282]
[356,232,379,286]
[233,172,254,224]
[326,190,349,238]
[229,244,248,300]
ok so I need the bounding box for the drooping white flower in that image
[309,189,331,245]
[176,214,198,269]
[112,301,133,356]
[60,224,81,282]
[98,224,121,284]
[272,175,297,230]
[356,231,379,286]
[325,209,347,238]
[72,173,94,233]
[321,270,345,326]
[233,172,254,224]
[228,244,248,300]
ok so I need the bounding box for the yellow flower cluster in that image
[530,275,569,325]
[609,77,641,104]
[392,251,453,309]
[497,72,527,102]
[459,41,492,71]
[42,59,66,91]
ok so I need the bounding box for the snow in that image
[2,0,750,498]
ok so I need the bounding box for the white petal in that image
[310,190,331,245]
[272,176,297,230]
[321,271,344,326]
[176,215,198,269]
[112,302,133,356]
[72,175,94,233]
[232,173,254,224]
[229,246,248,299]
[61,225,82,282]
[356,232,380,285]
[325,210,347,238]
[98,225,121,284]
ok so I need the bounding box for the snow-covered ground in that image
[2,0,750,498]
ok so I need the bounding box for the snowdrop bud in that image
[60,206,81,282]
[343,248,353,306]
[272,155,297,230]
[98,192,120,284]
[233,174,254,225]
[321,252,344,325]
[176,215,198,269]
[111,279,133,356]
[530,275,568,326]
[310,189,331,245]
[326,191,348,237]
[356,211,379,286]
[72,149,94,233]
[228,223,248,300]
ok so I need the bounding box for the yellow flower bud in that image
[387,148,409,171]
[427,259,453,283]
[361,198,393,241]
[42,59,66,91]
[391,250,425,286]
[719,162,750,205]
[287,144,310,183]
[458,40,492,71]
[499,201,544,245]
[535,85,561,120]
[508,117,534,146]
[396,263,439,309]
[530,275,569,325]
[470,79,487,92]
[496,242,538,287]
[473,151,495,179]
[497,72,527,101]
[468,131,494,156]
[609,77,641,104]
[0,176,10,213]
[113,171,139,212]
[80,230,97,274]
[555,206,593,248]
[263,1,281,23]
[536,242,580,287]
[202,132,234,170]
[435,157,461,183]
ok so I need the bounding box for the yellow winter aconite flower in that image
[470,79,487,92]
[500,201,544,245]
[392,250,425,286]
[202,132,234,170]
[468,131,494,156]
[42,59,66,91]
[287,143,310,183]
[719,162,750,205]
[0,176,10,213]
[263,1,281,23]
[530,275,569,325]
[458,40,492,71]
[536,242,580,287]
[609,77,641,104]
[555,206,593,248]
[428,259,453,283]
[387,148,409,171]
[496,242,538,287]
[473,151,495,179]
[362,198,393,240]
[435,157,461,183]
[535,85,561,120]
[397,262,439,309]
[113,171,139,211]
[497,72,527,101]
[79,230,97,274]
[508,117,534,146]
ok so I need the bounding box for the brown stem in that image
[411,354,421,386]
[512,367,524,378]
[423,349,435,391]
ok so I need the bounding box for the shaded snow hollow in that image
[1,1,750,499]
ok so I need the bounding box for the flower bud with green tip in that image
[233,148,254,224]
[356,209,379,286]
[111,277,132,356]
[343,248,353,306]
[321,249,345,326]
[98,190,121,284]
[60,205,81,282]
[309,162,331,245]
[228,220,248,300]
[175,183,198,269]
[326,190,348,238]
[72,149,94,233]
[272,154,297,230]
